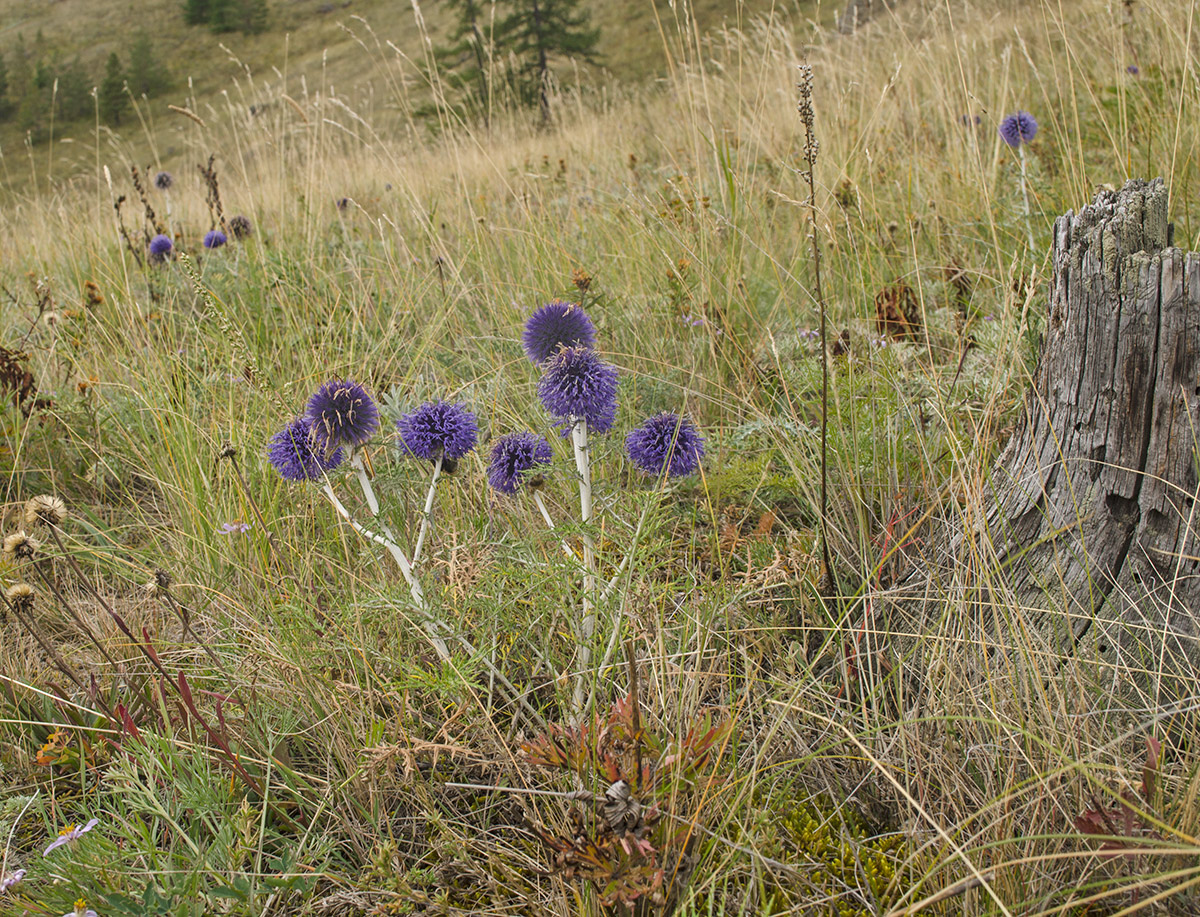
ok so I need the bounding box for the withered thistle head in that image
[3,531,40,560]
[154,569,172,591]
[5,582,35,612]
[228,214,253,240]
[25,494,67,527]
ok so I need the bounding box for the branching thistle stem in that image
[412,454,443,567]
[797,63,835,595]
[571,415,597,713]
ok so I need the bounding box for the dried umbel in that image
[2,531,40,560]
[25,494,67,527]
[5,582,35,612]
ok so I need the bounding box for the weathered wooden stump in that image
[899,179,1200,698]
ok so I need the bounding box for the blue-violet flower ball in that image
[268,417,344,482]
[306,379,381,451]
[998,111,1038,148]
[149,234,173,257]
[625,412,705,477]
[398,401,479,466]
[537,345,618,434]
[1126,64,1140,75]
[154,171,173,191]
[204,229,228,249]
[522,300,597,364]
[488,431,553,495]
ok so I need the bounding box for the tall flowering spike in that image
[626,412,705,477]
[522,300,597,364]
[154,171,173,191]
[149,234,173,259]
[306,379,380,451]
[488,431,553,494]
[999,111,1038,148]
[204,229,228,249]
[537,345,618,434]
[398,401,479,466]
[267,417,344,482]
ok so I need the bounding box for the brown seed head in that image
[3,531,40,559]
[5,582,35,612]
[25,494,67,528]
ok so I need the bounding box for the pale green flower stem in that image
[412,455,443,567]
[570,416,597,714]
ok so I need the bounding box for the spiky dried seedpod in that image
[25,494,67,527]
[5,582,35,611]
[2,531,40,559]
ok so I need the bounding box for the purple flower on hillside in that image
[218,521,252,535]
[268,417,344,481]
[204,229,227,249]
[149,234,173,260]
[625,412,704,477]
[522,301,597,364]
[1,869,26,893]
[488,432,553,494]
[336,197,350,211]
[959,113,982,126]
[44,818,99,857]
[229,214,253,239]
[998,111,1038,148]
[305,379,380,451]
[154,171,173,191]
[398,401,478,468]
[1127,64,1140,75]
[537,345,618,434]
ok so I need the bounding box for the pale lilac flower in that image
[0,869,26,893]
[63,899,99,917]
[217,521,252,535]
[44,818,99,856]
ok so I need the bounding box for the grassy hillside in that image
[0,0,823,194]
[2,0,1199,914]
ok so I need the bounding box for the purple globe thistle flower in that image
[149,234,173,260]
[267,417,344,482]
[959,113,981,126]
[229,214,253,239]
[154,170,173,191]
[1127,64,1140,75]
[522,300,597,364]
[204,229,228,249]
[305,379,380,451]
[537,345,618,434]
[43,818,99,857]
[336,197,350,212]
[625,412,705,478]
[398,401,478,470]
[488,431,553,494]
[998,111,1038,148]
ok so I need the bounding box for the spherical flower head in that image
[267,417,344,482]
[522,300,597,364]
[2,531,39,560]
[488,431,553,495]
[154,170,173,191]
[305,379,380,451]
[1126,64,1140,75]
[43,818,99,857]
[229,214,253,240]
[626,412,705,477]
[149,234,173,258]
[203,229,228,249]
[4,583,35,612]
[398,401,479,467]
[537,345,618,434]
[998,111,1038,148]
[25,494,67,527]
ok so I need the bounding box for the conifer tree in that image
[98,51,127,125]
[495,0,599,123]
[183,0,210,26]
[127,32,168,97]
[58,57,93,121]
[436,0,497,117]
[0,51,10,119]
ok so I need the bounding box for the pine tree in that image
[495,0,599,123]
[435,0,498,118]
[98,51,127,126]
[57,57,93,121]
[127,32,168,97]
[183,0,210,26]
[240,0,269,34]
[0,52,10,120]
